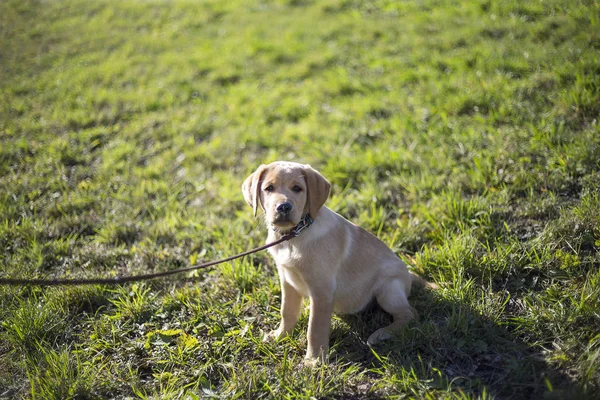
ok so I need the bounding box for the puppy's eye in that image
[292,185,303,193]
[264,184,274,192]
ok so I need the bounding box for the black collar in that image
[272,214,313,237]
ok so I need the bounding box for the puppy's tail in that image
[410,272,439,290]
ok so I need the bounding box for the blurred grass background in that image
[1,0,599,398]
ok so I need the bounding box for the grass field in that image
[1,0,599,398]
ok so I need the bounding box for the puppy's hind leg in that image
[367,279,415,346]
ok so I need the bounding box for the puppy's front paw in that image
[303,346,328,365]
[263,328,286,343]
[303,357,321,367]
[303,353,326,367]
[367,328,392,346]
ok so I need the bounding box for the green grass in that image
[1,0,599,398]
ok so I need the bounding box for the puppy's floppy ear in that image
[242,164,268,217]
[303,165,331,218]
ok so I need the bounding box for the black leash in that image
[0,232,298,287]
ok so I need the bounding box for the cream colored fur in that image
[242,161,428,362]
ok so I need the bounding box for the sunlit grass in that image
[1,0,599,398]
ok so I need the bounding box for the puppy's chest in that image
[269,243,303,268]
[270,244,311,296]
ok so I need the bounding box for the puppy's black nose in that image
[276,202,292,214]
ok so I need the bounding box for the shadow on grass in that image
[329,287,584,400]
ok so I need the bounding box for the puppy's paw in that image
[263,328,285,343]
[303,354,326,367]
[303,357,320,368]
[367,328,392,346]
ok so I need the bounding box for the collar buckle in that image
[290,214,313,237]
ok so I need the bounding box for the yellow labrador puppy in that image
[243,161,429,361]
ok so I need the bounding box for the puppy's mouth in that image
[269,213,298,230]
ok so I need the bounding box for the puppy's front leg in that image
[267,279,303,341]
[306,294,334,361]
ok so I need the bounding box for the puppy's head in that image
[242,161,331,231]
